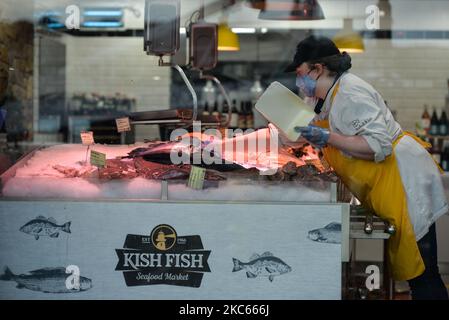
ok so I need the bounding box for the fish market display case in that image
[0,144,349,300]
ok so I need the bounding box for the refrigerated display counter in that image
[0,144,349,300]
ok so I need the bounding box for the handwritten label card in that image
[80,131,94,145]
[187,166,206,190]
[90,150,106,168]
[115,117,131,133]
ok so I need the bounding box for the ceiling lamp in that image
[218,23,240,51]
[217,2,240,54]
[333,18,365,53]
[247,0,325,20]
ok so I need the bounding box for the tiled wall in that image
[349,39,449,131]
[65,37,171,141]
[65,37,449,137]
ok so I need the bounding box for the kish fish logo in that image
[151,224,177,251]
[115,224,211,288]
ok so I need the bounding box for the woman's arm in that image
[328,132,375,160]
[332,94,395,163]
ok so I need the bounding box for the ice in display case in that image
[0,143,335,202]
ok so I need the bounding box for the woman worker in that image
[281,35,448,300]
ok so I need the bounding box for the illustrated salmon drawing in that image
[0,266,92,293]
[232,252,291,282]
[19,216,71,240]
[308,222,341,244]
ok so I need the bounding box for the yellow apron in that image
[315,82,425,281]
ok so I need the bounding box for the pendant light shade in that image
[247,0,325,20]
[333,18,365,53]
[218,23,240,51]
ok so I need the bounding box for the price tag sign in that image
[80,131,94,145]
[115,117,131,133]
[90,150,106,168]
[187,166,206,190]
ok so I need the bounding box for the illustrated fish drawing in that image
[308,222,341,244]
[232,252,292,282]
[0,266,92,293]
[19,216,71,240]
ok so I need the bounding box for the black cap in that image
[284,35,340,73]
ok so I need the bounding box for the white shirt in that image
[318,72,448,240]
[316,73,402,162]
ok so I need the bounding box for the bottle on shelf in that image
[431,140,441,164]
[421,104,431,135]
[202,80,216,110]
[428,136,435,151]
[238,101,247,129]
[230,99,239,130]
[245,101,254,129]
[439,109,448,136]
[0,107,6,134]
[202,102,210,117]
[441,142,449,172]
[222,102,229,124]
[445,79,449,116]
[429,106,440,136]
[212,101,220,118]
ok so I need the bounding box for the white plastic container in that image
[255,81,315,141]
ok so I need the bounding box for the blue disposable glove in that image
[268,123,307,148]
[294,125,330,148]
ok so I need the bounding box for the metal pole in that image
[199,71,232,127]
[173,64,198,121]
